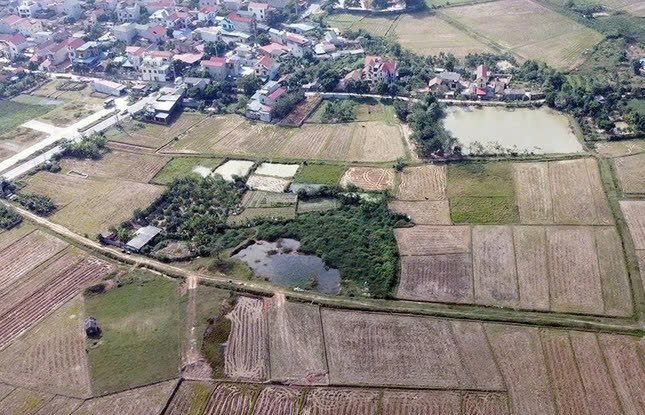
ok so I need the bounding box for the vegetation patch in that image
[85,270,184,395]
[293,164,345,186]
[151,157,223,185]
[450,197,519,224]
[0,101,55,135]
[15,193,57,216]
[0,205,21,229]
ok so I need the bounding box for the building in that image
[363,55,397,84]
[125,225,162,251]
[137,94,182,124]
[259,42,288,58]
[0,33,27,59]
[116,1,140,22]
[113,23,136,44]
[141,24,167,43]
[194,26,222,42]
[17,0,40,18]
[92,79,126,96]
[246,81,285,122]
[254,54,278,80]
[248,2,271,21]
[227,12,256,34]
[73,41,101,66]
[60,0,82,19]
[200,56,239,80]
[285,32,311,58]
[141,55,172,82]
[182,76,210,90]
[428,71,461,91]
[84,317,100,337]
[125,45,145,69]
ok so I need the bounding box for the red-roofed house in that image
[254,54,278,80]
[248,2,272,21]
[363,56,398,85]
[0,15,22,33]
[13,18,43,37]
[285,32,311,58]
[126,45,145,69]
[259,42,288,58]
[148,50,174,62]
[200,56,239,80]
[141,25,167,43]
[0,34,27,58]
[174,53,203,66]
[227,12,256,34]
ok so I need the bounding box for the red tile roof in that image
[2,15,22,25]
[227,12,252,23]
[201,56,226,67]
[148,25,166,36]
[256,54,273,69]
[267,86,286,101]
[150,50,174,58]
[0,34,26,45]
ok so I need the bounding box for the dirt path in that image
[4,201,643,336]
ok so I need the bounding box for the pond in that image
[443,106,583,154]
[232,239,341,294]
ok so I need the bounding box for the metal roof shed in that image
[126,226,161,252]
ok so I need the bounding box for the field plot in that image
[253,386,302,415]
[268,301,328,385]
[22,172,163,235]
[350,15,398,36]
[325,13,363,31]
[348,122,405,162]
[212,160,255,182]
[164,381,214,415]
[0,100,57,136]
[381,390,461,414]
[254,163,299,178]
[107,114,206,149]
[31,396,82,415]
[300,388,380,415]
[202,383,255,415]
[151,157,223,185]
[0,127,46,162]
[391,12,494,57]
[227,207,296,225]
[340,167,394,191]
[0,223,34,251]
[397,254,473,303]
[595,139,645,157]
[442,0,604,69]
[0,384,13,401]
[396,165,446,201]
[615,153,645,194]
[72,380,177,415]
[621,200,645,249]
[175,115,245,150]
[0,388,52,415]
[293,164,345,186]
[242,191,297,208]
[0,296,91,398]
[598,334,645,413]
[461,392,510,414]
[513,163,553,223]
[297,198,340,213]
[388,201,451,224]
[246,175,291,192]
[513,226,550,311]
[60,151,170,183]
[31,81,108,128]
[394,226,471,256]
[321,309,504,389]
[224,296,269,381]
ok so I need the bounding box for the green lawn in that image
[85,270,184,395]
[447,162,519,224]
[293,164,346,186]
[151,157,223,185]
[0,101,56,135]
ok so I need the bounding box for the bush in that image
[321,100,356,123]
[60,134,107,160]
[270,90,305,120]
[0,205,22,229]
[16,193,57,216]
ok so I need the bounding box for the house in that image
[198,6,219,23]
[141,24,167,43]
[428,71,461,91]
[503,88,525,100]
[17,0,40,18]
[144,0,173,13]
[227,12,255,34]
[140,55,172,82]
[113,23,137,43]
[125,45,145,69]
[116,1,140,22]
[200,56,239,80]
[199,0,217,7]
[150,8,171,26]
[246,81,284,121]
[174,52,203,67]
[13,18,42,36]
[73,41,101,66]
[92,79,126,96]
[285,22,317,34]
[84,317,100,337]
[125,225,162,251]
[259,42,288,58]
[363,56,397,84]
[254,54,278,80]
[324,30,343,46]
[88,9,106,24]
[148,50,174,62]
[285,32,311,58]
[215,16,235,32]
[182,76,210,90]
[194,26,222,42]
[222,0,242,10]
[248,2,271,21]
[0,34,27,59]
[314,42,335,56]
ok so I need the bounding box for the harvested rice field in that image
[212,160,255,182]
[388,200,451,224]
[396,165,447,201]
[106,114,206,149]
[340,167,394,191]
[614,153,645,194]
[300,388,380,415]
[60,151,170,183]
[246,175,291,192]
[72,380,178,415]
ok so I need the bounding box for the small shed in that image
[125,226,162,252]
[84,317,100,337]
[92,80,126,97]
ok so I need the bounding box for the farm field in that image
[340,167,394,191]
[246,175,291,192]
[21,172,163,235]
[297,198,340,213]
[202,383,256,415]
[242,191,297,208]
[60,151,171,183]
[388,200,451,224]
[301,388,380,415]
[306,98,395,124]
[324,13,364,31]
[595,139,645,157]
[0,127,46,162]
[150,157,223,185]
[32,81,108,128]
[0,101,56,136]
[614,153,645,194]
[84,271,184,395]
[72,380,178,415]
[441,0,605,69]
[254,163,300,178]
[549,0,645,16]
[0,387,52,415]
[253,386,302,415]
[396,165,447,201]
[349,15,398,36]
[213,159,255,181]
[391,12,495,57]
[227,206,296,225]
[106,113,207,149]
[164,381,214,415]
[292,164,345,186]
[394,224,632,316]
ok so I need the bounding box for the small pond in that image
[444,106,583,154]
[232,239,341,294]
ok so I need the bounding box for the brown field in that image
[253,386,302,415]
[541,330,591,415]
[340,167,394,191]
[321,309,504,389]
[388,200,451,225]
[392,12,495,57]
[472,226,519,308]
[32,81,107,128]
[396,254,473,303]
[350,15,397,36]
[513,226,550,311]
[267,301,328,385]
[108,114,206,149]
[242,191,297,208]
[224,297,269,381]
[547,227,604,314]
[300,388,380,415]
[0,383,13,401]
[513,163,553,224]
[621,200,645,249]
[0,256,113,350]
[595,227,633,316]
[568,331,623,414]
[598,334,645,413]
[396,165,447,201]
[441,0,604,69]
[0,127,46,161]
[0,230,68,295]
[0,223,35,252]
[32,396,82,415]
[347,123,404,162]
[246,175,291,193]
[313,123,354,161]
[202,383,255,415]
[615,153,645,194]
[485,325,557,415]
[164,381,214,415]
[179,115,245,147]
[461,392,510,415]
[595,139,645,157]
[394,226,471,256]
[60,151,170,183]
[380,390,461,414]
[280,124,337,159]
[0,295,91,398]
[0,387,52,415]
[72,380,177,415]
[22,172,163,235]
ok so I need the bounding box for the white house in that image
[17,1,40,18]
[363,55,398,84]
[125,45,145,69]
[194,26,222,43]
[116,1,140,22]
[200,56,239,80]
[254,54,278,80]
[92,80,126,96]
[285,32,311,58]
[141,55,172,82]
[113,23,136,44]
[248,2,270,21]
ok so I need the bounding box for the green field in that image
[293,164,346,185]
[151,157,223,185]
[0,101,55,135]
[447,162,519,224]
[85,271,184,395]
[307,98,396,124]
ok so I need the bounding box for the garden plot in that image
[227,207,297,225]
[394,226,471,256]
[254,163,300,178]
[0,388,52,415]
[340,167,394,191]
[380,390,461,414]
[267,301,328,385]
[253,386,302,415]
[164,381,214,415]
[151,157,223,184]
[300,388,380,415]
[212,160,255,182]
[396,165,447,201]
[202,383,255,415]
[242,191,297,208]
[60,151,170,183]
[614,153,645,194]
[297,198,340,213]
[72,380,178,415]
[321,309,505,389]
[224,296,269,381]
[246,175,291,193]
[388,200,451,225]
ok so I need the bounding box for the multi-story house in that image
[363,55,398,84]
[140,55,172,82]
[116,1,140,22]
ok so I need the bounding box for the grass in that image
[151,157,223,185]
[0,101,56,135]
[202,317,232,377]
[627,99,645,116]
[195,286,230,351]
[447,162,519,224]
[307,98,396,124]
[293,164,346,185]
[85,270,184,395]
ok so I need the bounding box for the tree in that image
[270,90,304,119]
[632,59,642,76]
[237,75,263,97]
[256,34,270,46]
[393,99,409,121]
[166,28,174,39]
